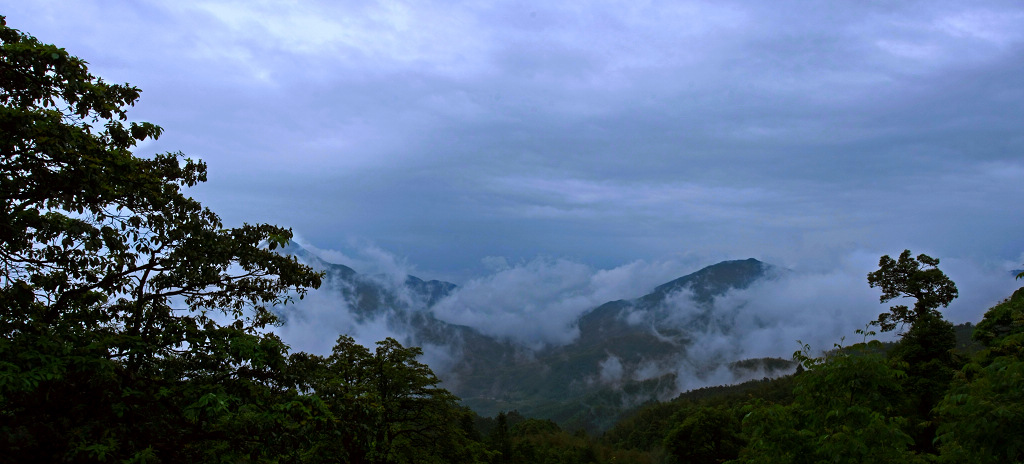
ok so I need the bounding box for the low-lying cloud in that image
[618,251,1023,393]
[271,241,1023,395]
[430,256,695,348]
[271,241,463,370]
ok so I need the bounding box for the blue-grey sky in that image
[7,1,1024,286]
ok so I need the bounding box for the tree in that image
[366,338,469,464]
[282,335,485,464]
[489,411,512,464]
[0,16,323,462]
[936,356,1024,464]
[866,251,960,454]
[867,250,958,332]
[663,406,742,464]
[887,310,958,454]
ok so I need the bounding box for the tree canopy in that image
[867,250,958,332]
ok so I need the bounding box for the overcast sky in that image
[8,1,1024,285]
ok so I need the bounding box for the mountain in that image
[279,245,794,431]
[452,258,793,430]
[577,258,773,347]
[280,242,456,319]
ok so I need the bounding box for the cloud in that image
[756,253,1016,356]
[252,237,1024,403]
[431,256,696,348]
[940,256,1024,324]
[267,241,423,353]
[429,257,595,348]
[298,238,418,288]
[273,283,399,355]
[615,250,1024,393]
[598,354,625,385]
[274,293,463,376]
[12,1,1022,360]
[13,0,1023,279]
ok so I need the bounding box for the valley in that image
[280,244,798,430]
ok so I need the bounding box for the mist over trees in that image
[3,16,1024,464]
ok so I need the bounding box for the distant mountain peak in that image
[647,258,770,305]
[575,258,774,354]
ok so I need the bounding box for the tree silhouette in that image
[867,250,958,332]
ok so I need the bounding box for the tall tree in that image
[867,250,959,454]
[0,16,322,462]
[489,412,512,464]
[867,250,958,332]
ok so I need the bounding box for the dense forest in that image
[3,17,1023,463]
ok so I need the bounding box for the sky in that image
[7,1,1023,290]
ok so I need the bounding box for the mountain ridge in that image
[280,244,794,430]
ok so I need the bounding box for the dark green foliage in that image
[602,400,679,452]
[732,259,1024,463]
[737,341,920,464]
[490,412,513,464]
[473,412,657,464]
[887,311,959,453]
[291,335,484,464]
[867,250,958,332]
[663,406,743,464]
[971,287,1024,352]
[936,356,1024,464]
[476,410,528,439]
[512,418,562,437]
[603,373,796,453]
[935,287,1024,463]
[953,322,984,356]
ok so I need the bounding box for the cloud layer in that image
[272,243,1021,384]
[8,1,1022,279]
[430,255,695,348]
